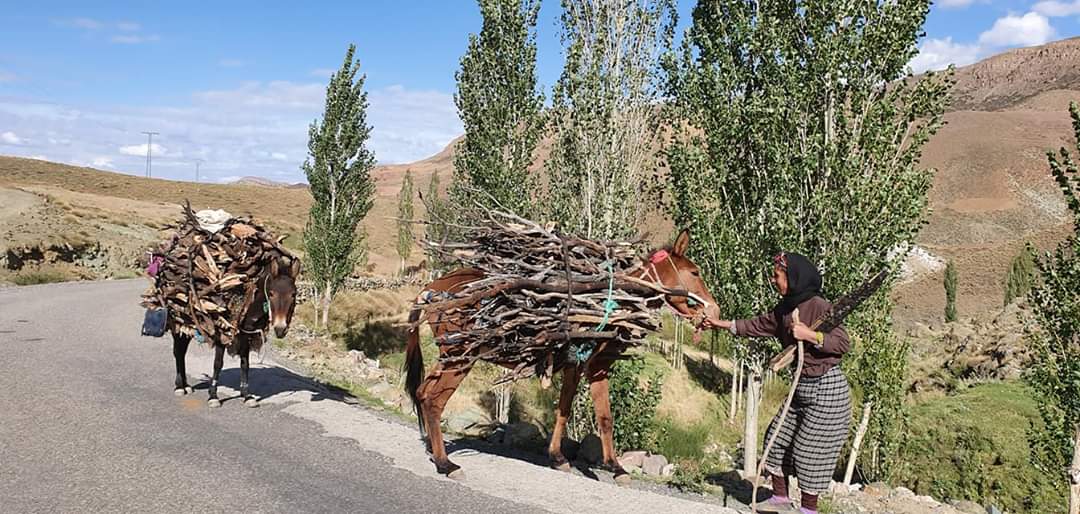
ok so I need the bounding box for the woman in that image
[710,252,852,514]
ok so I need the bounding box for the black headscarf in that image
[773,252,823,316]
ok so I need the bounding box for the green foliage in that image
[669,459,707,494]
[841,298,910,480]
[945,260,958,322]
[12,269,70,285]
[452,0,544,219]
[302,44,376,318]
[1005,247,1036,307]
[396,169,415,272]
[895,382,1058,513]
[664,0,951,480]
[568,358,665,452]
[544,0,675,239]
[423,170,452,273]
[1026,101,1080,497]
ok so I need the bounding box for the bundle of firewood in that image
[142,202,294,346]
[417,207,701,383]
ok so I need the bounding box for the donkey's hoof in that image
[174,388,188,397]
[244,397,260,408]
[553,462,572,472]
[447,468,466,481]
[208,398,222,408]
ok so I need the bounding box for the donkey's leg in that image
[207,343,225,408]
[547,365,580,471]
[172,332,193,396]
[237,337,258,407]
[588,363,630,484]
[417,363,470,478]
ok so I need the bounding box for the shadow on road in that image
[188,364,352,406]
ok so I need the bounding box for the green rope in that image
[594,261,617,332]
[574,261,616,363]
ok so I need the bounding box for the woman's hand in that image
[791,322,819,343]
[701,318,731,331]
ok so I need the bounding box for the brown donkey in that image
[404,230,720,481]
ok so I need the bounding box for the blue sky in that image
[0,0,1078,184]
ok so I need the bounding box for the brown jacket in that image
[734,296,850,377]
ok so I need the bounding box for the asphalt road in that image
[0,280,734,513]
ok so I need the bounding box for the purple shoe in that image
[755,495,797,513]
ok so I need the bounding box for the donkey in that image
[171,257,300,407]
[404,230,721,481]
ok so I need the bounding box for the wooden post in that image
[743,364,762,478]
[844,401,873,488]
[1070,423,1080,514]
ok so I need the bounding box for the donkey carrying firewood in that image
[404,230,720,481]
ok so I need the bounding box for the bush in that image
[13,270,70,285]
[568,357,665,452]
[1004,248,1035,306]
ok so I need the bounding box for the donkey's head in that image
[644,230,721,329]
[266,257,301,338]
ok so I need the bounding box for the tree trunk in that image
[844,401,873,488]
[496,384,512,425]
[742,366,762,478]
[320,280,332,326]
[1070,423,1080,514]
[729,361,740,423]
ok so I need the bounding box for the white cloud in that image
[119,143,167,156]
[116,21,141,31]
[218,59,248,68]
[68,18,103,30]
[909,37,981,73]
[310,68,336,78]
[1,131,23,145]
[111,34,160,44]
[91,156,114,168]
[217,175,244,184]
[0,81,460,183]
[1033,0,1080,16]
[978,12,1056,48]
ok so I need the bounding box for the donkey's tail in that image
[404,306,426,434]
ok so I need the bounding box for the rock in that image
[504,422,542,447]
[949,499,985,514]
[950,323,976,341]
[915,494,940,507]
[578,434,603,464]
[445,408,491,436]
[987,505,1003,514]
[661,463,676,477]
[863,482,889,498]
[618,450,647,469]
[642,454,669,476]
[891,486,915,499]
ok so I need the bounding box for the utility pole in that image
[141,131,159,178]
[194,159,203,183]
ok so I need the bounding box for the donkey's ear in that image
[270,258,280,277]
[289,258,301,278]
[673,229,691,256]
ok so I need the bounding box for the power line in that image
[141,131,159,178]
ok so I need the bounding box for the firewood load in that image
[415,207,704,384]
[141,202,295,347]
